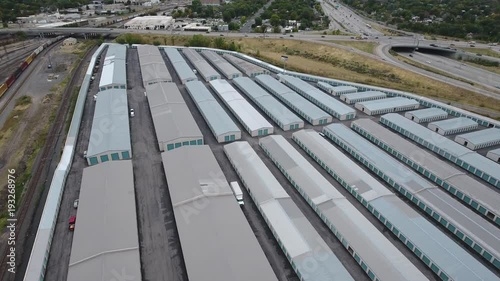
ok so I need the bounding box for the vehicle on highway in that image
[409,54,413,57]
[290,34,294,37]
[220,34,224,36]
[476,53,482,56]
[48,64,52,69]
[230,181,244,205]
[73,199,79,209]
[321,35,325,38]
[69,216,76,231]
[430,44,437,47]
[130,108,135,117]
[470,44,475,47]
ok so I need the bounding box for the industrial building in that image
[209,79,273,137]
[355,97,419,115]
[86,89,131,166]
[163,47,197,84]
[99,44,127,91]
[224,54,268,77]
[137,44,172,86]
[340,91,386,104]
[146,82,203,151]
[67,160,141,281]
[255,74,332,125]
[323,123,500,270]
[317,81,357,95]
[223,141,355,281]
[405,107,448,123]
[487,148,500,163]
[351,119,500,226]
[182,23,212,32]
[161,146,277,281]
[202,50,242,79]
[259,135,427,281]
[427,117,478,135]
[455,128,500,150]
[278,74,356,120]
[292,129,500,281]
[380,113,500,189]
[182,48,221,82]
[233,77,303,131]
[124,16,174,30]
[185,81,241,142]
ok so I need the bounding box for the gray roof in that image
[87,88,131,157]
[351,119,500,224]
[223,141,354,281]
[105,43,127,61]
[356,97,419,111]
[340,91,386,102]
[68,160,141,281]
[260,135,427,281]
[137,45,172,84]
[428,117,478,131]
[255,74,331,122]
[99,58,126,88]
[161,146,277,281]
[456,128,500,146]
[201,50,241,78]
[146,82,202,144]
[292,129,500,281]
[278,74,356,118]
[317,81,357,93]
[163,47,197,82]
[233,77,303,128]
[323,123,500,262]
[488,148,500,158]
[185,81,240,138]
[405,107,448,120]
[223,54,267,76]
[380,113,500,185]
[182,48,220,81]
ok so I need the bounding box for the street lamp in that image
[281,55,288,72]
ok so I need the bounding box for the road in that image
[320,0,383,36]
[240,0,276,33]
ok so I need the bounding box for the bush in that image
[153,40,161,46]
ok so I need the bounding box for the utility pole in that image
[281,55,288,73]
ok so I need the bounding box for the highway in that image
[321,0,383,36]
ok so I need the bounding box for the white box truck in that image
[230,181,244,206]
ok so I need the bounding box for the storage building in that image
[137,44,172,86]
[340,91,386,104]
[182,48,221,82]
[260,135,427,281]
[201,50,242,79]
[67,160,141,281]
[163,47,197,84]
[224,54,268,77]
[323,123,500,271]
[146,82,203,151]
[380,113,500,189]
[279,74,356,120]
[233,77,303,131]
[487,148,500,163]
[209,79,273,137]
[292,129,500,281]
[317,81,357,95]
[355,97,419,115]
[86,88,131,166]
[98,44,127,91]
[455,128,500,150]
[405,108,448,123]
[223,141,355,281]
[185,81,241,142]
[427,117,478,135]
[124,16,174,30]
[161,146,277,281]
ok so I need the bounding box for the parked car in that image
[73,199,79,209]
[130,108,135,117]
[289,34,294,37]
[319,132,326,137]
[69,216,76,231]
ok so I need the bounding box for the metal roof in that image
[99,58,126,88]
[260,135,427,281]
[201,50,241,78]
[68,160,141,281]
[233,77,303,128]
[87,88,131,157]
[146,82,202,144]
[456,128,500,146]
[182,48,220,81]
[185,80,240,138]
[137,44,172,84]
[380,113,500,183]
[224,54,267,76]
[255,74,331,122]
[428,117,478,131]
[323,123,500,263]
[488,148,500,158]
[163,47,197,82]
[317,81,357,93]
[161,146,277,281]
[340,91,386,103]
[405,107,447,120]
[105,43,127,61]
[292,129,500,281]
[278,74,356,118]
[356,97,419,111]
[223,141,354,281]
[209,79,272,133]
[351,119,500,223]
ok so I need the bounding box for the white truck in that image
[230,181,244,206]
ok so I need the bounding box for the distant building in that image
[63,37,77,46]
[124,16,174,30]
[201,0,220,6]
[182,22,211,32]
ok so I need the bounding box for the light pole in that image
[281,55,288,73]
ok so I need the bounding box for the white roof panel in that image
[357,97,419,111]
[405,107,447,120]
[456,128,500,145]
[428,117,477,131]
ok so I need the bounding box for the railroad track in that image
[0,42,96,280]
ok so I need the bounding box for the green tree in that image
[240,16,247,24]
[270,14,281,27]
[254,17,262,26]
[213,37,227,49]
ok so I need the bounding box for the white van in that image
[230,181,244,206]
